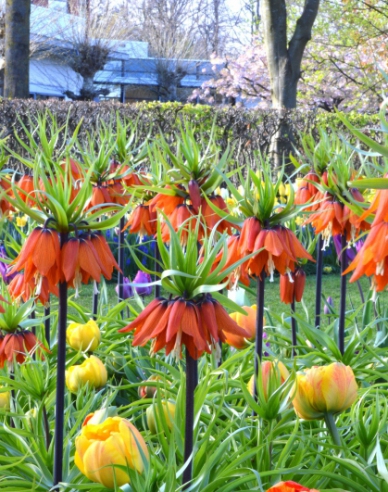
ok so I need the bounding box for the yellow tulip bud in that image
[75,415,149,488]
[278,183,286,196]
[146,401,175,434]
[65,355,108,393]
[248,360,290,400]
[67,320,101,352]
[138,375,163,399]
[0,389,10,410]
[292,362,358,420]
[284,184,291,196]
[16,215,28,228]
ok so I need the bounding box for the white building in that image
[2,0,212,102]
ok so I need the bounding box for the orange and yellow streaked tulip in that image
[266,481,319,492]
[67,320,101,352]
[248,360,289,400]
[292,362,358,420]
[75,415,149,488]
[65,355,107,393]
[226,305,257,349]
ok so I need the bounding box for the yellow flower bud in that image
[75,415,149,488]
[248,360,289,400]
[65,355,108,393]
[16,215,28,228]
[292,362,358,420]
[67,320,101,352]
[0,389,10,410]
[146,401,175,434]
[278,183,286,196]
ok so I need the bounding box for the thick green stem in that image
[324,412,342,447]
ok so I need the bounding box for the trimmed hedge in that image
[0,99,382,168]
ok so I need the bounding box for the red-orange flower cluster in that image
[239,219,313,280]
[0,330,49,368]
[344,189,388,292]
[266,481,319,492]
[119,294,250,360]
[8,228,120,300]
[280,268,306,304]
[123,204,157,239]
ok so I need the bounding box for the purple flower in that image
[333,235,364,264]
[133,270,153,297]
[324,296,334,315]
[115,277,133,299]
[0,245,16,284]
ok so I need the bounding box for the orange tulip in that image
[266,481,319,492]
[119,295,250,360]
[123,204,157,239]
[225,305,257,349]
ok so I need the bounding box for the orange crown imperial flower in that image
[0,330,49,368]
[304,198,344,250]
[119,294,250,360]
[122,204,157,239]
[9,227,61,295]
[280,267,306,304]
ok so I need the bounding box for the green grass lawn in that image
[70,274,383,322]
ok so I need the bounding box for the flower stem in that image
[182,350,198,489]
[315,235,324,329]
[339,233,347,355]
[290,299,297,357]
[324,412,342,447]
[253,274,265,411]
[53,232,68,488]
[44,303,50,347]
[117,217,125,306]
[155,240,161,298]
[43,404,51,450]
[92,290,98,320]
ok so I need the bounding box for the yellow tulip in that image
[292,362,358,420]
[146,401,175,434]
[248,360,289,400]
[16,215,28,228]
[226,305,258,349]
[65,355,107,393]
[67,320,101,352]
[278,183,286,196]
[0,389,10,410]
[75,415,149,488]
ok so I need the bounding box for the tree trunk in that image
[262,0,320,167]
[4,0,30,98]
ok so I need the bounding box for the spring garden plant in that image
[0,108,387,492]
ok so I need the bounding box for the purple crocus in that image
[115,277,133,299]
[0,245,16,284]
[324,296,334,315]
[333,235,364,264]
[133,270,153,297]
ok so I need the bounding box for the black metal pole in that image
[53,233,68,488]
[291,299,297,357]
[315,235,324,329]
[92,289,98,320]
[155,240,161,298]
[339,233,347,355]
[118,217,125,304]
[253,274,265,406]
[182,350,198,489]
[44,303,50,347]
